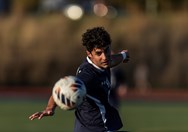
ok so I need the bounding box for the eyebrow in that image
[94,50,103,55]
[95,46,110,51]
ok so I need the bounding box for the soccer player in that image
[29,27,129,132]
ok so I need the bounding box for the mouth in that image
[102,61,109,65]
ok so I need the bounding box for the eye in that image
[96,51,102,56]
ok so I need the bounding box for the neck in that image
[87,56,104,71]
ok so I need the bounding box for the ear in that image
[86,51,92,58]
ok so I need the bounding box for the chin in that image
[102,65,109,69]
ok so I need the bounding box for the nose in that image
[102,52,109,60]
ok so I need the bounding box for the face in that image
[87,46,111,69]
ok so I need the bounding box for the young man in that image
[29,27,129,132]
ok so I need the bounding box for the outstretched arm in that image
[29,95,57,120]
[110,50,129,68]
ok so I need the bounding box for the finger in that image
[29,114,39,120]
[29,115,35,120]
[38,111,49,119]
[38,111,47,119]
[29,112,40,120]
[29,115,37,120]
[29,112,39,118]
[38,113,44,120]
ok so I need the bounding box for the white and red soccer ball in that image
[52,76,86,110]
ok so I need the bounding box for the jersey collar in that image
[87,56,104,72]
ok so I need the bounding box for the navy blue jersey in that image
[75,57,123,132]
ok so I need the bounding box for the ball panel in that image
[52,76,86,110]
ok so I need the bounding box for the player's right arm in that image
[29,95,57,120]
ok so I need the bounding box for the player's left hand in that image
[121,50,130,63]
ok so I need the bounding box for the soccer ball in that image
[52,76,86,110]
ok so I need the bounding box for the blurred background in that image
[0,0,188,132]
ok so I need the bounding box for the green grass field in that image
[1,99,188,132]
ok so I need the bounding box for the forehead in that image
[93,45,110,52]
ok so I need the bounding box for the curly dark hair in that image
[82,27,111,52]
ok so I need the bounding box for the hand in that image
[29,109,54,120]
[121,50,130,63]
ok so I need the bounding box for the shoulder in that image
[76,60,95,83]
[77,60,93,75]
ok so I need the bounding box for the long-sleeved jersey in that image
[75,57,123,132]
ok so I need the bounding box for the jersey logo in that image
[101,78,110,89]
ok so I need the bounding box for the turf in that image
[1,99,188,132]
[120,101,188,132]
